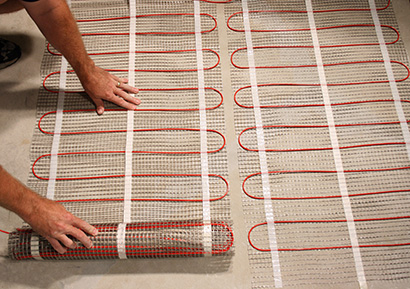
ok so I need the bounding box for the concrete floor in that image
[1,1,410,288]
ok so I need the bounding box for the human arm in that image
[0,165,98,254]
[19,0,140,115]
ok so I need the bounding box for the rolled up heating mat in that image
[8,221,233,260]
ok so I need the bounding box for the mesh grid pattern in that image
[8,0,232,260]
[226,0,410,287]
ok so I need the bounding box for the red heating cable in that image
[231,59,410,85]
[39,89,222,121]
[231,57,408,75]
[38,173,229,203]
[43,69,223,94]
[41,82,223,105]
[227,0,391,32]
[38,117,226,139]
[229,25,399,52]
[242,167,410,200]
[249,216,410,252]
[231,61,409,95]
[38,102,224,135]
[33,129,225,169]
[75,13,217,35]
[238,111,410,152]
[46,48,220,72]
[234,94,409,110]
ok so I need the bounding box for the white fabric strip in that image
[46,0,72,202]
[46,58,67,200]
[30,234,43,261]
[123,0,137,228]
[45,0,71,259]
[368,0,410,160]
[117,223,127,259]
[305,1,367,288]
[46,0,72,201]
[194,0,212,255]
[241,0,282,287]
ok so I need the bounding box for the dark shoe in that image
[0,38,21,69]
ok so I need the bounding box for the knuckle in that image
[104,93,114,100]
[55,222,66,232]
[63,211,75,222]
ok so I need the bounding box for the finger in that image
[68,227,93,249]
[58,235,77,250]
[47,237,67,254]
[73,217,98,237]
[110,75,130,88]
[106,94,138,110]
[119,83,139,95]
[115,89,141,105]
[110,74,128,83]
[118,77,129,84]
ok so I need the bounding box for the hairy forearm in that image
[0,165,97,253]
[0,165,40,222]
[20,0,94,76]
[19,0,140,114]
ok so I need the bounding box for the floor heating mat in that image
[225,0,410,288]
[8,0,233,261]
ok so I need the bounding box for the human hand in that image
[25,197,98,254]
[79,64,140,115]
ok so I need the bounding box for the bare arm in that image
[19,0,140,114]
[0,165,98,254]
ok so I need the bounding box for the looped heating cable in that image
[242,167,410,200]
[248,216,410,252]
[52,173,229,203]
[46,48,221,72]
[75,13,217,35]
[238,107,410,152]
[231,60,410,85]
[227,0,391,33]
[228,25,399,48]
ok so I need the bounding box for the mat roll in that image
[8,221,233,261]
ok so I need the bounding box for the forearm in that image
[20,0,94,76]
[19,0,140,114]
[0,165,40,223]
[0,165,97,253]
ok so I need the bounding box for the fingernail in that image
[97,107,104,115]
[92,228,98,236]
[87,241,93,249]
